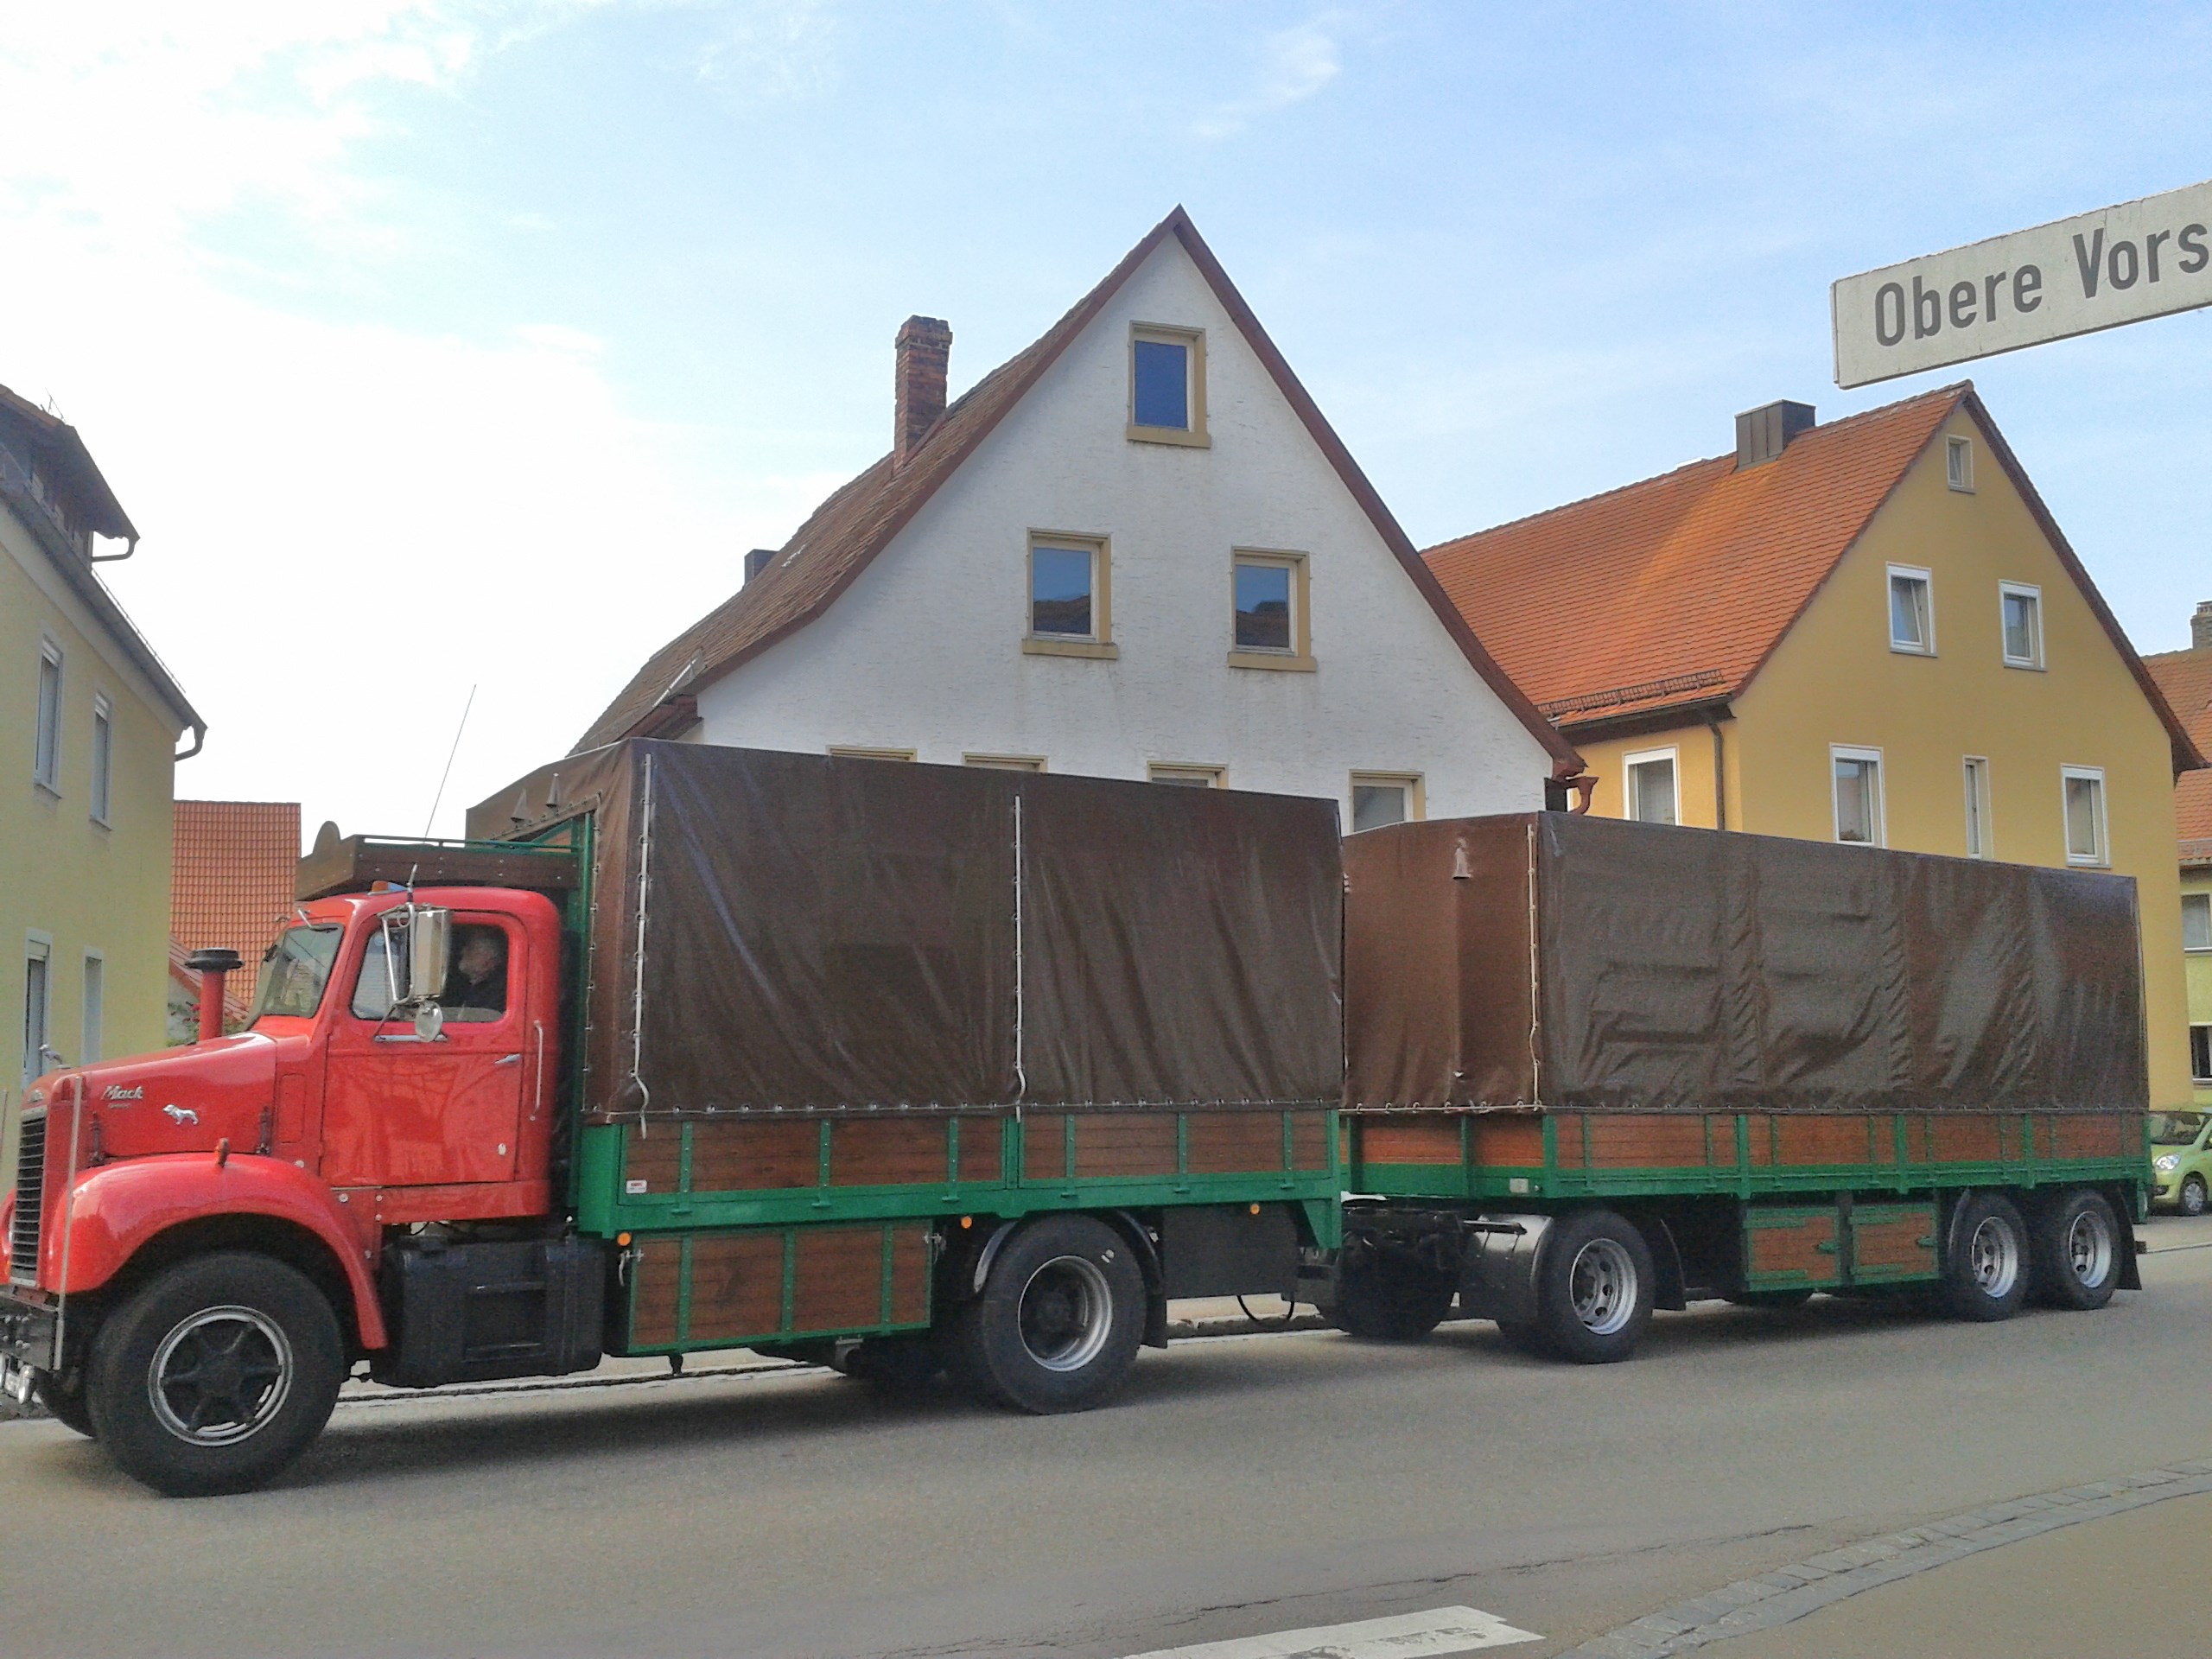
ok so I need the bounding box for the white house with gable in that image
[576,207,1582,829]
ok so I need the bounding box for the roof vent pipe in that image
[1734,400,1815,469]
[893,315,951,469]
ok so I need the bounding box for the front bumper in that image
[0,1289,59,1374]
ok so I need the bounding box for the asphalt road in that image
[5,1218,2211,1659]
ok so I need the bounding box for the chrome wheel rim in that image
[148,1306,292,1446]
[2066,1209,2113,1288]
[1569,1238,1638,1336]
[1019,1255,1113,1373]
[1967,1216,2020,1299]
[2185,1179,2207,1217]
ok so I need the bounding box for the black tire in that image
[33,1371,97,1438]
[1940,1192,2030,1323]
[2031,1189,2121,1311]
[1530,1210,1655,1363]
[1493,1318,1547,1355]
[953,1215,1144,1414]
[1331,1251,1456,1343]
[1727,1289,1814,1310]
[2181,1175,2208,1218]
[836,1333,944,1393]
[87,1252,344,1497]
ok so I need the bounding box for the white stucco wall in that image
[690,238,1554,824]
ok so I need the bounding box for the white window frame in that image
[1831,745,1887,847]
[23,930,54,1085]
[1886,564,1936,655]
[1127,322,1209,448]
[1946,435,1974,492]
[1999,581,2044,670]
[2060,765,2108,867]
[2183,892,2212,954]
[1962,755,1993,860]
[89,690,113,825]
[1148,763,1225,788]
[1023,531,1116,659]
[81,948,104,1065]
[1348,772,1425,834]
[33,635,63,792]
[1227,548,1314,671]
[1623,746,1681,826]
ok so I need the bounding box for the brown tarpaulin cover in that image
[1344,812,2148,1115]
[467,742,1343,1121]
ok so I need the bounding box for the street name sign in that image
[1833,178,2212,388]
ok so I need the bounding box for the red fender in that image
[51,1154,389,1349]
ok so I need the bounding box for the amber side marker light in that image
[615,1232,632,1247]
[960,1216,973,1229]
[1249,1204,1261,1215]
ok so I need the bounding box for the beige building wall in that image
[2187,866,2212,1108]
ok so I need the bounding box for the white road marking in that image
[1121,1605,1541,1659]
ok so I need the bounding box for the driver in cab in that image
[439,925,508,1021]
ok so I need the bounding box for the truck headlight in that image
[2155,1154,2179,1172]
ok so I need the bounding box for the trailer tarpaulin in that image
[1344,812,2148,1116]
[471,742,1342,1121]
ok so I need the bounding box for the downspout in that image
[1707,712,1728,830]
[174,721,207,762]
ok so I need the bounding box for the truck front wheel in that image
[1531,1210,1655,1363]
[87,1252,345,1497]
[33,1370,96,1438]
[953,1215,1144,1414]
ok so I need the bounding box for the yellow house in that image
[1427,384,2205,1110]
[3,384,204,1108]
[2145,612,2212,1107]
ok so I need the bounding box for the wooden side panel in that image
[1186,1112,1287,1174]
[629,1235,684,1346]
[793,1226,888,1332]
[1023,1115,1069,1182]
[1289,1110,1332,1172]
[1470,1116,1544,1168]
[690,1120,818,1192]
[1744,1207,1843,1289]
[622,1126,683,1196]
[831,1119,950,1186]
[1745,1115,1774,1167]
[684,1232,785,1344]
[1774,1116,1878,1167]
[1585,1115,1709,1169]
[1850,1205,1938,1283]
[1358,1117,1464,1167]
[1074,1116,1180,1179]
[1929,1116,2003,1164]
[2047,1115,2125,1160]
[957,1117,1003,1185]
[887,1227,932,1325]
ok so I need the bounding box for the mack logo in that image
[162,1105,199,1127]
[103,1085,144,1103]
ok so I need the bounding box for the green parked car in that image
[2151,1112,2212,1215]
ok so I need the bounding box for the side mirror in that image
[412,1001,446,1043]
[407,906,452,1013]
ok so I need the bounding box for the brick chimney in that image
[1734,400,1816,469]
[894,315,951,469]
[2194,599,2212,652]
[743,548,777,583]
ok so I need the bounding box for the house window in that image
[1962,756,1992,859]
[2061,766,2107,865]
[1832,747,1885,846]
[963,753,1046,772]
[1228,550,1313,669]
[1024,533,1116,658]
[1624,747,1680,826]
[2000,582,2044,669]
[1149,763,1224,788]
[22,934,52,1085]
[2194,1025,2212,1085]
[827,747,917,762]
[1350,772,1423,833]
[33,638,62,791]
[1128,325,1207,446]
[1888,565,1935,654]
[1946,435,1974,492]
[2183,893,2211,953]
[81,952,104,1065]
[89,693,113,825]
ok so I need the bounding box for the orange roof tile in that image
[172,800,301,1015]
[2145,645,2212,848]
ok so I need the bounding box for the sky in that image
[4,2,2209,842]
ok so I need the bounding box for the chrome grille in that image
[10,1110,44,1286]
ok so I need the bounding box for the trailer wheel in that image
[1331,1253,1456,1343]
[33,1370,97,1438]
[1531,1210,1655,1363]
[952,1215,1144,1414]
[1940,1193,2029,1323]
[87,1252,344,1497]
[2030,1189,2120,1312]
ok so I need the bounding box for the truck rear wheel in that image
[1531,1209,1654,1363]
[2030,1189,2120,1312]
[87,1252,345,1497]
[953,1215,1143,1414]
[1331,1252,1457,1342]
[1940,1193,2029,1322]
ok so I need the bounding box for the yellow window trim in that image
[1230,548,1313,670]
[1027,530,1113,654]
[1127,323,1210,448]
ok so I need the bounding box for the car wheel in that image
[1940,1193,2029,1323]
[953,1215,1144,1414]
[2181,1175,2208,1218]
[87,1252,344,1497]
[2030,1189,2120,1311]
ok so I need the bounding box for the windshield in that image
[2148,1111,2207,1146]
[250,925,344,1021]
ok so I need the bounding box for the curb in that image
[1558,1458,2212,1656]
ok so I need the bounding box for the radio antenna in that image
[422,683,478,839]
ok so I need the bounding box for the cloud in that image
[691,0,842,103]
[1195,16,1342,141]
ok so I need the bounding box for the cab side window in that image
[439,924,509,1022]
